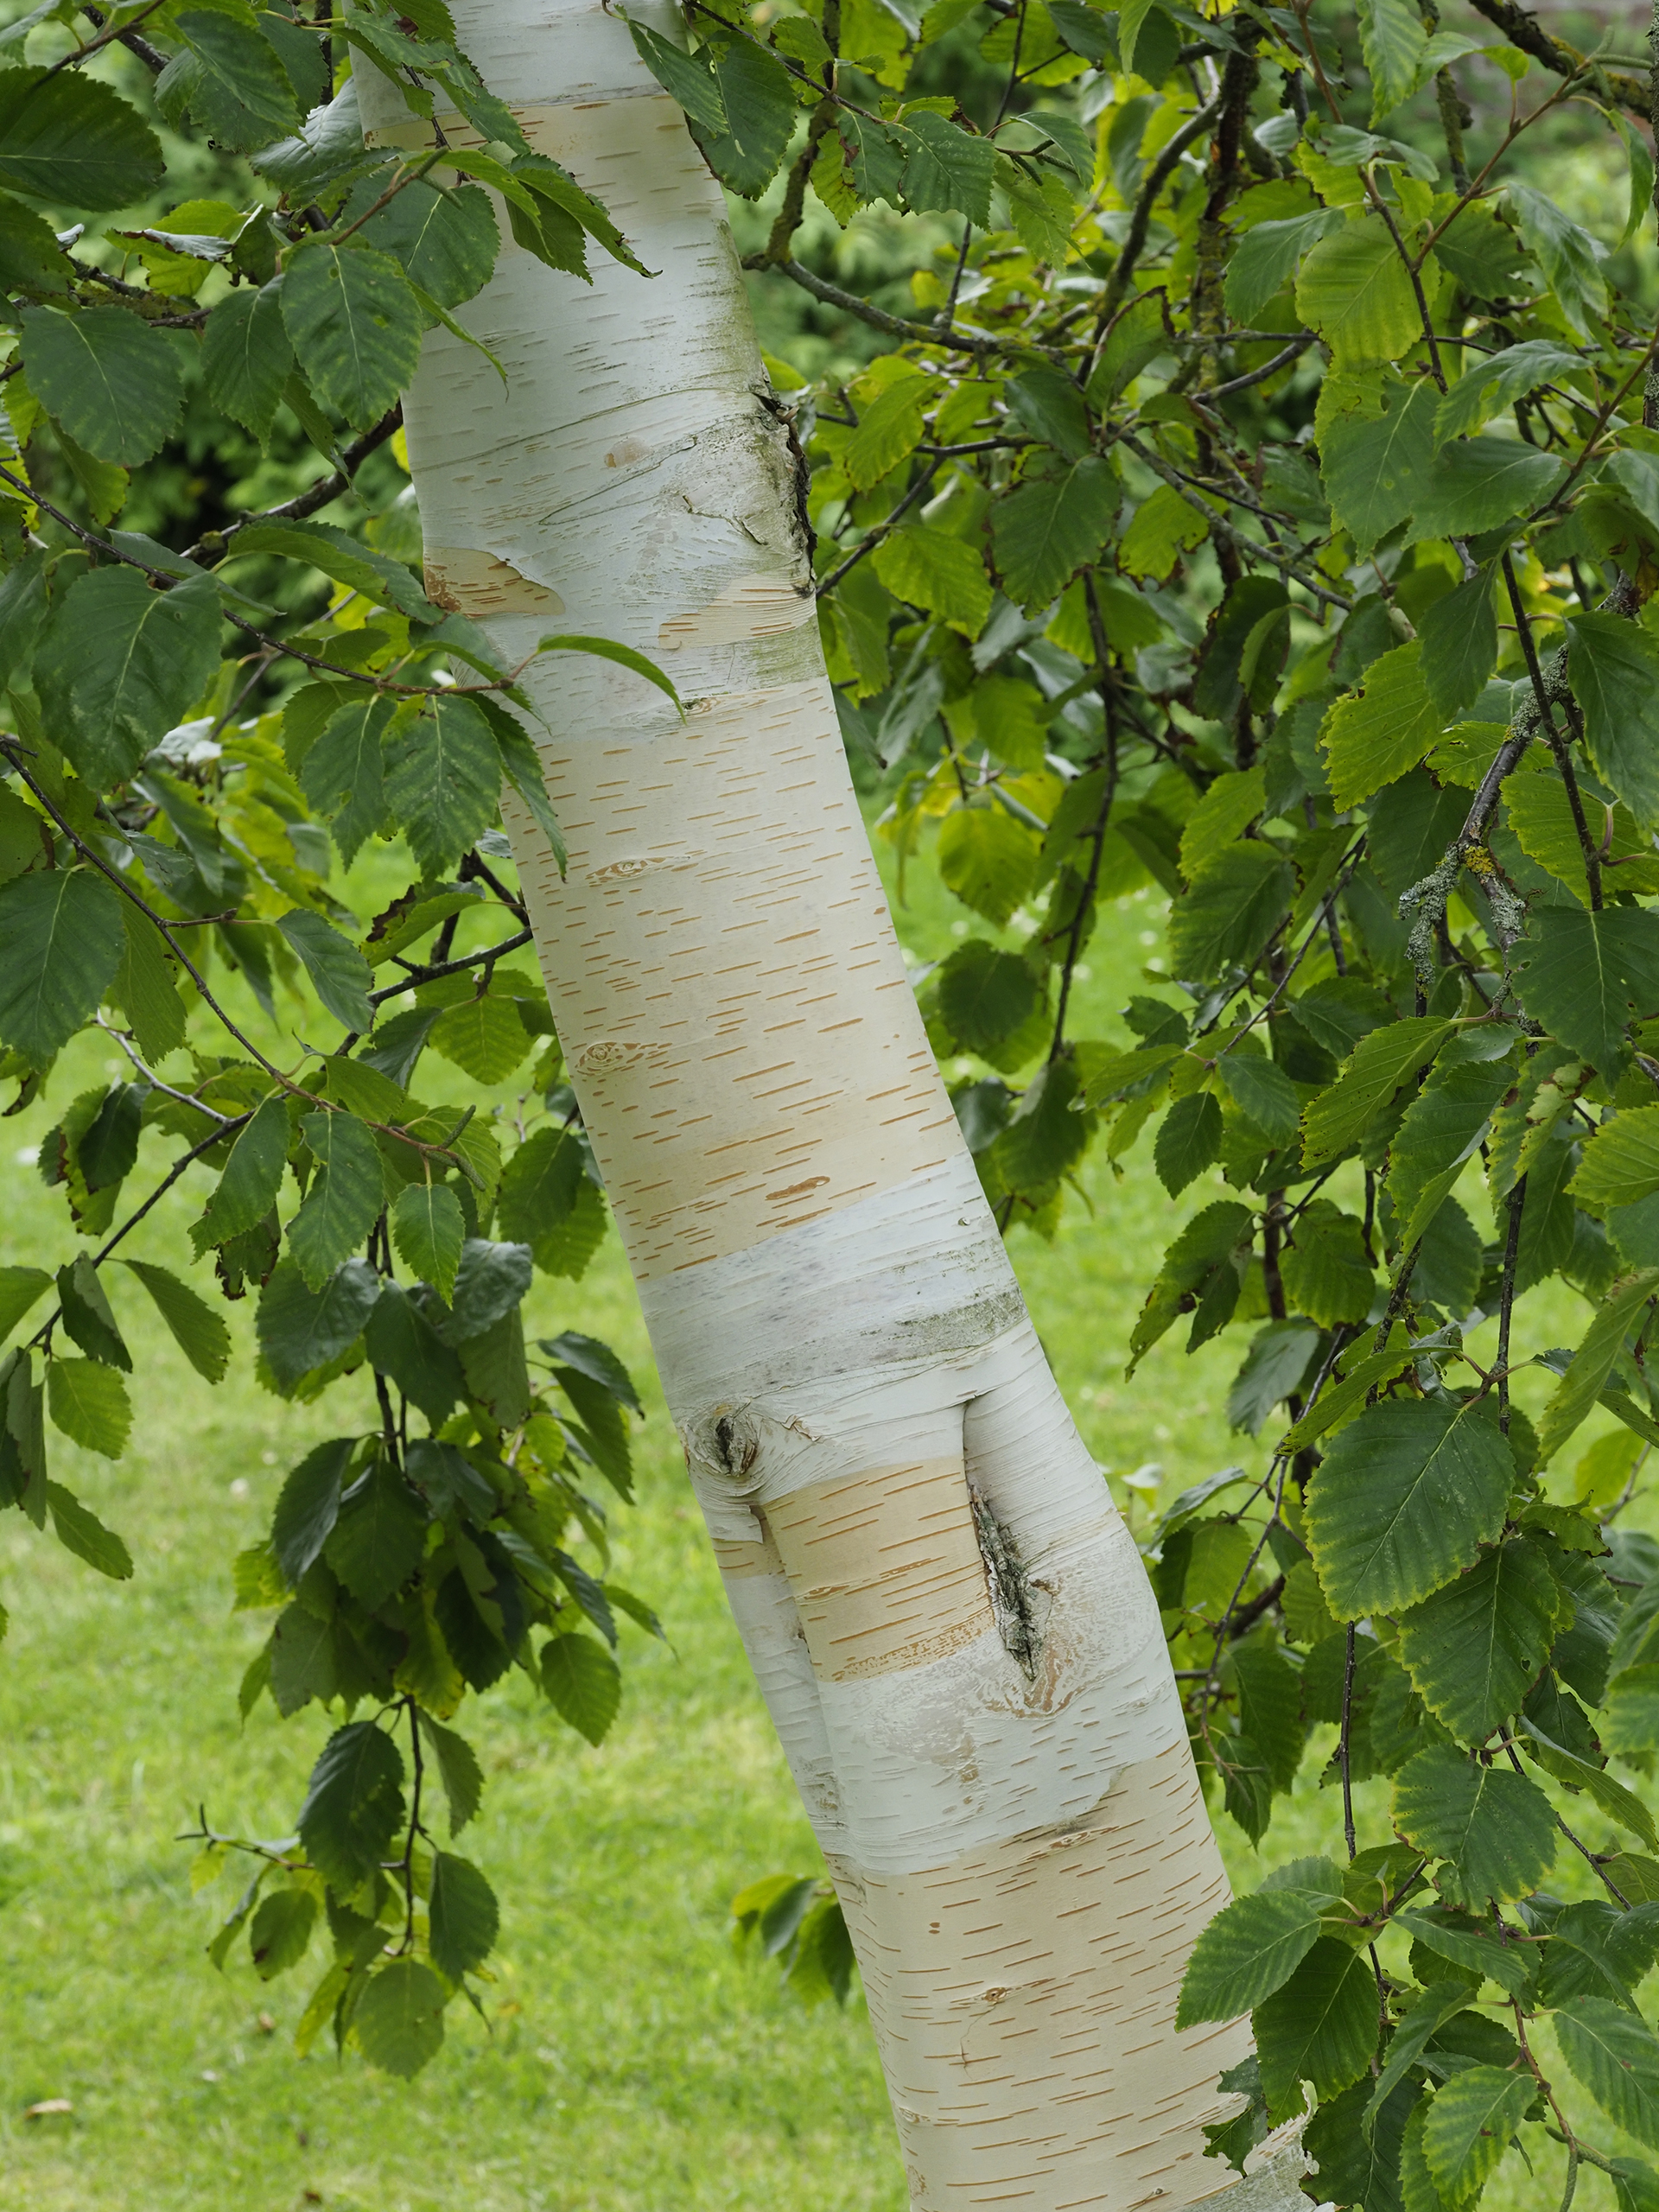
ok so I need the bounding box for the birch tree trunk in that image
[361,12,1312,2204]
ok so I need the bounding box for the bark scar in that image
[754,384,817,575]
[969,1490,1041,1681]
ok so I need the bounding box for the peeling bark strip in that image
[366,8,1312,2202]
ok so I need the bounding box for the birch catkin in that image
[361,8,1313,2201]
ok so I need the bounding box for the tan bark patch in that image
[766,1459,997,1682]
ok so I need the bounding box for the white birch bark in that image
[359,13,1318,2203]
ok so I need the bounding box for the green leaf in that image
[899,110,996,226]
[162,12,300,152]
[1302,1018,1455,1165]
[417,1712,484,1834]
[0,868,124,1068]
[1507,183,1607,337]
[193,1090,289,1253]
[0,552,48,696]
[1176,1875,1344,2028]
[623,17,727,134]
[1555,1998,1659,2151]
[937,942,1038,1052]
[116,1259,231,1382]
[1295,218,1422,367]
[1397,1539,1564,1743]
[1116,0,1167,78]
[1305,1395,1514,1618]
[1319,376,1439,557]
[429,1851,498,1980]
[325,1455,425,1611]
[45,1479,132,1578]
[382,696,501,878]
[45,1356,131,1458]
[1280,1200,1375,1326]
[1228,1320,1322,1436]
[1387,1036,1516,1249]
[298,1719,405,1892]
[112,904,186,1065]
[1420,563,1497,717]
[353,1957,445,2078]
[991,456,1117,610]
[0,186,68,293]
[289,1111,385,1293]
[486,148,647,279]
[1408,436,1564,543]
[1179,767,1267,878]
[1117,481,1208,582]
[1319,641,1442,810]
[299,694,391,867]
[1612,2158,1659,2212]
[1154,1090,1222,1196]
[364,1282,465,1426]
[359,177,497,310]
[0,66,165,212]
[35,567,222,786]
[1391,1745,1556,1909]
[543,1331,641,1416]
[1437,340,1583,443]
[389,1181,464,1303]
[1358,0,1427,121]
[404,1436,496,1525]
[480,700,565,871]
[1223,210,1341,325]
[233,516,435,622]
[691,36,795,198]
[1567,613,1659,828]
[1513,906,1659,1077]
[871,524,992,636]
[1522,1719,1659,1851]
[1309,2075,1420,2209]
[280,240,423,433]
[51,1254,124,1369]
[75,1081,143,1200]
[996,1057,1090,1190]
[1006,365,1091,459]
[1574,1108,1659,1211]
[1254,1936,1378,2123]
[1216,1055,1300,1146]
[1535,1269,1659,1466]
[1166,842,1295,980]
[1391,1911,1535,1998]
[1421,2066,1530,2202]
[541,1630,621,1745]
[534,632,680,712]
[0,1266,51,1347]
[271,1435,354,1586]
[493,1128,583,1267]
[201,284,295,447]
[429,993,532,1084]
[276,910,375,1035]
[447,1237,532,1343]
[256,1255,381,1394]
[1541,1898,1659,2011]
[19,306,182,467]
[248,1885,317,1980]
[1076,1040,1183,1108]
[936,804,1037,928]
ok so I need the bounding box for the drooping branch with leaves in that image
[0,0,672,2082]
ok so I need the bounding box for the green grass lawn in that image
[0,842,1642,2209]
